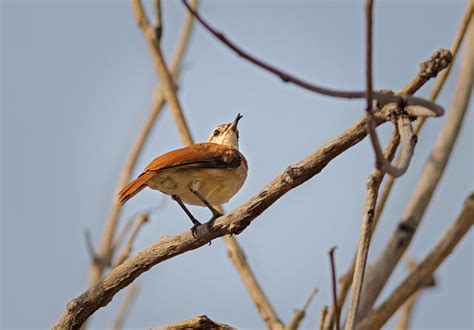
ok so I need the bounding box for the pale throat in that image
[208,132,239,150]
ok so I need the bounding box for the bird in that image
[118,113,248,236]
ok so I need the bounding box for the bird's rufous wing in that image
[118,143,243,205]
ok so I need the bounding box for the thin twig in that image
[156,315,234,330]
[113,213,149,268]
[394,256,436,330]
[225,235,284,329]
[84,229,100,265]
[357,193,474,330]
[285,288,318,330]
[87,0,199,292]
[320,306,329,330]
[111,284,139,330]
[329,247,341,330]
[180,0,444,115]
[356,23,473,321]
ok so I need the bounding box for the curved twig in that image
[181,0,444,116]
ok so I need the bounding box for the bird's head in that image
[207,113,243,149]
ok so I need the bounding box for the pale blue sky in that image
[1,1,472,329]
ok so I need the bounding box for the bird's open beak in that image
[228,113,243,132]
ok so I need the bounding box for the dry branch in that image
[371,0,473,250]
[356,193,474,330]
[113,213,149,268]
[157,315,234,330]
[285,288,318,330]
[181,0,444,115]
[54,98,399,329]
[394,257,436,330]
[329,247,341,330]
[87,0,199,290]
[111,284,139,330]
[356,24,473,321]
[225,235,284,329]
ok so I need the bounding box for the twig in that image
[180,0,444,115]
[87,0,199,291]
[225,235,284,329]
[368,0,473,240]
[285,288,318,330]
[84,230,101,265]
[53,99,401,329]
[356,193,474,330]
[320,306,328,330]
[356,23,473,321]
[329,247,341,330]
[111,284,139,330]
[394,256,436,330]
[113,213,149,268]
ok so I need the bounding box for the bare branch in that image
[285,288,318,330]
[371,0,473,246]
[224,235,284,329]
[357,193,474,330]
[329,247,341,330]
[356,23,473,321]
[53,100,400,329]
[113,213,149,268]
[111,284,139,330]
[180,0,445,115]
[87,0,199,289]
[394,256,436,330]
[156,315,235,330]
[320,306,329,330]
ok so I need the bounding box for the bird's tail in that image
[118,172,154,205]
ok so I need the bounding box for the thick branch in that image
[356,193,474,329]
[356,24,473,321]
[54,103,395,329]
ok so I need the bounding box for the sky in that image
[1,0,473,329]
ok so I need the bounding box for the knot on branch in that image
[419,48,452,79]
[284,165,298,184]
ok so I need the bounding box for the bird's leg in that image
[189,187,223,224]
[172,195,201,237]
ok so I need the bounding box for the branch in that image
[319,306,329,330]
[87,0,199,289]
[180,0,445,115]
[356,23,473,321]
[156,315,234,330]
[344,129,400,330]
[111,284,139,330]
[371,1,473,229]
[113,213,149,267]
[53,100,398,329]
[224,235,284,329]
[285,288,318,330]
[394,256,436,330]
[356,193,474,330]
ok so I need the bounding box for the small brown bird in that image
[118,114,247,235]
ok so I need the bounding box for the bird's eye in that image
[213,129,220,136]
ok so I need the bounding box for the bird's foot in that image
[190,222,201,238]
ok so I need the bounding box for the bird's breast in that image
[147,162,248,206]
